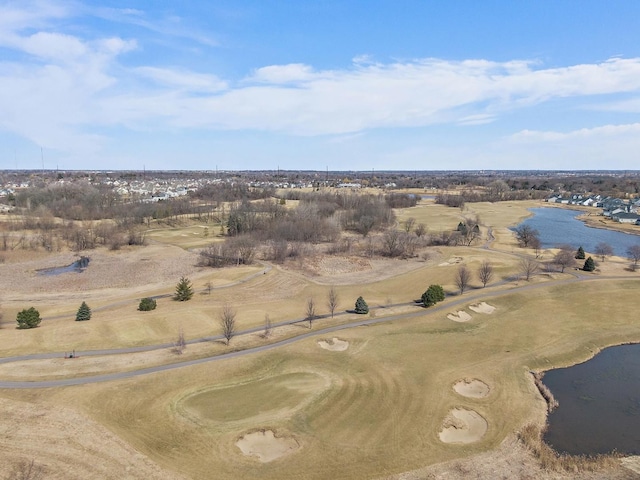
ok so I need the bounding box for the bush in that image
[354,296,369,314]
[138,297,157,311]
[16,307,41,329]
[422,284,445,307]
[583,256,596,272]
[75,301,91,321]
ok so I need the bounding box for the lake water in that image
[518,207,640,257]
[542,344,640,455]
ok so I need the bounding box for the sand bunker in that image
[439,256,463,266]
[453,379,490,399]
[439,408,488,444]
[447,311,472,322]
[236,430,300,462]
[317,338,349,351]
[469,302,496,314]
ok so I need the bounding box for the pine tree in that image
[174,276,194,301]
[575,246,585,259]
[354,296,369,314]
[75,301,91,321]
[583,256,596,272]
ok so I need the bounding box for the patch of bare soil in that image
[447,311,472,322]
[453,379,490,399]
[469,302,496,314]
[438,408,487,444]
[317,337,349,351]
[235,429,300,462]
[0,397,184,480]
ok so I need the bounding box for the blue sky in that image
[1,1,640,171]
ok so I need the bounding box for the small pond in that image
[517,208,640,257]
[542,344,640,455]
[37,256,90,276]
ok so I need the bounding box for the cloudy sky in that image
[1,1,640,171]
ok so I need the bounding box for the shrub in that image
[138,297,157,311]
[75,301,91,321]
[583,256,596,272]
[16,307,41,329]
[422,284,445,307]
[354,296,369,314]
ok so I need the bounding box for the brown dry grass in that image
[1,199,639,480]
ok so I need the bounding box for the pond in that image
[542,344,640,455]
[517,207,640,257]
[37,256,90,276]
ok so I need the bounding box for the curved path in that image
[1,271,628,389]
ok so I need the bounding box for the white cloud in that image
[135,67,227,92]
[249,64,317,84]
[510,123,640,142]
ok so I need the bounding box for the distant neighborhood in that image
[546,193,640,225]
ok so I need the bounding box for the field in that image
[1,198,639,479]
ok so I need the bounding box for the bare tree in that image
[514,224,539,248]
[530,236,542,258]
[477,260,494,287]
[204,281,212,295]
[305,297,316,328]
[553,245,576,273]
[172,326,186,354]
[594,242,614,262]
[327,287,338,318]
[455,265,472,294]
[519,257,539,281]
[403,217,416,233]
[414,223,427,238]
[263,313,272,338]
[219,304,236,345]
[627,244,640,271]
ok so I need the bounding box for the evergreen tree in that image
[354,296,369,314]
[575,246,585,259]
[75,301,92,321]
[16,307,41,329]
[583,256,596,272]
[138,297,157,311]
[422,284,445,307]
[174,276,194,301]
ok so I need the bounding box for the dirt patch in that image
[317,338,349,351]
[439,408,488,444]
[447,311,472,322]
[453,379,490,398]
[469,302,496,314]
[236,430,300,462]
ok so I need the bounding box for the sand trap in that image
[447,311,472,322]
[317,338,349,351]
[453,379,490,399]
[469,302,496,314]
[438,256,463,266]
[439,408,488,444]
[236,430,300,462]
